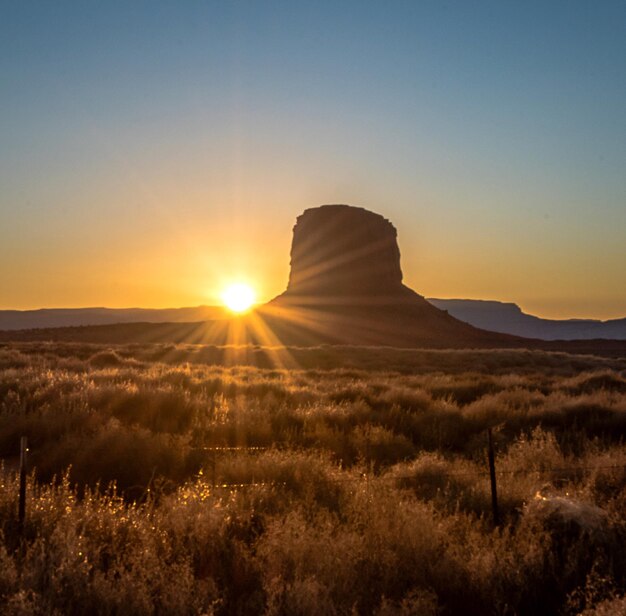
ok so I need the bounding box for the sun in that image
[221,283,256,313]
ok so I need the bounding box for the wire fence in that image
[199,446,269,452]
[10,442,626,484]
[10,436,626,529]
[190,443,626,483]
[196,463,626,491]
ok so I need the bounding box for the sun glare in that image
[222,283,256,313]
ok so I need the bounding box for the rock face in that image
[285,205,405,297]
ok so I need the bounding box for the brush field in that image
[1,342,625,615]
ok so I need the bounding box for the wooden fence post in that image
[18,436,27,530]
[487,428,500,527]
[211,449,217,486]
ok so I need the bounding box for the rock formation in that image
[285,205,404,297]
[262,204,525,348]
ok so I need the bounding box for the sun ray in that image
[244,310,299,370]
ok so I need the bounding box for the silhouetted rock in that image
[263,204,528,347]
[285,205,404,297]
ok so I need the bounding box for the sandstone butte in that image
[258,204,523,348]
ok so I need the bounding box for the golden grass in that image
[0,342,625,614]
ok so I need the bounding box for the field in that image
[1,342,626,615]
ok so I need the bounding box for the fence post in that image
[487,428,500,527]
[18,436,27,530]
[211,449,217,487]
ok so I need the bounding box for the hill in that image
[0,306,227,330]
[428,299,626,340]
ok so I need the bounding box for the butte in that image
[256,204,521,348]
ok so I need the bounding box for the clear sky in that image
[1,1,625,319]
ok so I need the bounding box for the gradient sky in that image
[1,1,625,319]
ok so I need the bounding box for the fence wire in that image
[10,441,626,492]
[198,463,626,490]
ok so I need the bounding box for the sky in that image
[1,1,625,319]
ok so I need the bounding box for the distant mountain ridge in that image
[2,300,624,341]
[0,306,228,331]
[427,299,626,340]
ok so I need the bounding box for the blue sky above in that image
[1,1,625,317]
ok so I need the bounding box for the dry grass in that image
[0,342,625,614]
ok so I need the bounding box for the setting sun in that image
[221,283,256,313]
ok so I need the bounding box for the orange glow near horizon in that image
[0,197,624,321]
